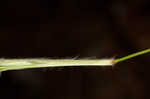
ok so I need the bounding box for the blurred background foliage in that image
[0,0,150,99]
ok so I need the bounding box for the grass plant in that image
[0,48,149,72]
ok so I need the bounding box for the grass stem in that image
[114,48,150,64]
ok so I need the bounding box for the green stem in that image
[0,49,150,72]
[0,59,114,72]
[114,48,150,64]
